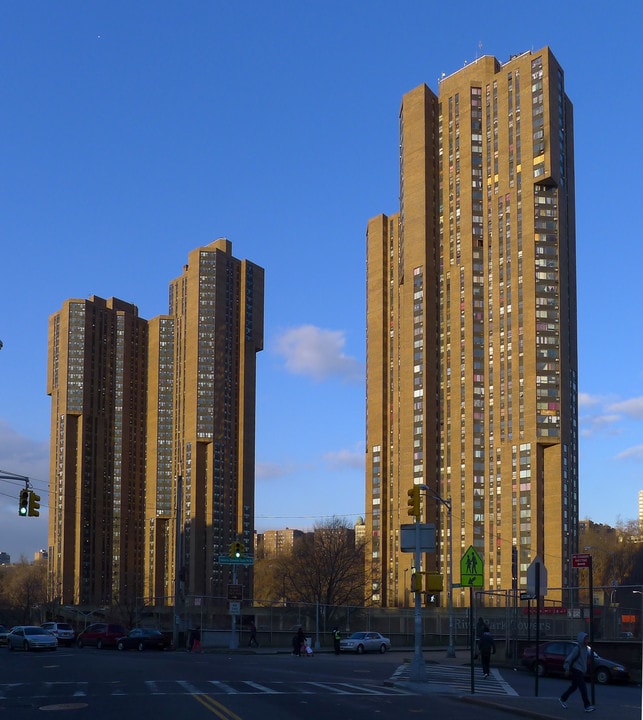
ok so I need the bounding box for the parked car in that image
[76,623,127,649]
[0,624,9,645]
[41,622,75,647]
[521,640,630,684]
[116,628,171,652]
[7,625,57,651]
[339,631,391,654]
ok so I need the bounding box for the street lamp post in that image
[421,484,455,658]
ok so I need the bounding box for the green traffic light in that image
[19,489,29,516]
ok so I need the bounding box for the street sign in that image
[228,584,243,600]
[460,545,483,588]
[400,523,436,552]
[526,555,548,596]
[572,553,592,568]
[229,601,240,615]
[218,555,254,565]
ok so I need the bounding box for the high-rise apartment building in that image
[366,48,578,608]
[47,239,264,608]
[47,297,149,606]
[145,239,264,602]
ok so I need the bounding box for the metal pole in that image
[589,556,595,706]
[408,515,426,681]
[172,474,183,652]
[231,565,239,649]
[446,498,455,657]
[421,484,454,658]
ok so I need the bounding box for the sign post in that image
[573,553,595,705]
[526,556,548,697]
[460,546,483,694]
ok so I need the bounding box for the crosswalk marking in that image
[243,681,280,694]
[176,680,203,694]
[209,680,240,694]
[0,679,417,698]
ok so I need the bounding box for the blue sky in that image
[1,1,641,561]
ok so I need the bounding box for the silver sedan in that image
[339,631,391,654]
[7,626,57,651]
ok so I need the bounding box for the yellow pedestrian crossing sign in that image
[460,545,483,588]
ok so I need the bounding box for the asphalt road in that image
[0,644,639,720]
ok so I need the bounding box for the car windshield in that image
[349,633,367,639]
[58,624,72,630]
[25,627,45,635]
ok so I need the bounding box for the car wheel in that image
[356,644,365,654]
[23,641,29,652]
[137,642,144,652]
[595,668,610,685]
[117,641,125,651]
[97,639,103,650]
[379,644,387,654]
[535,661,546,677]
[77,639,83,649]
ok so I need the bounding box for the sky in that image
[1,1,642,561]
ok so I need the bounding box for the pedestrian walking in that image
[478,625,496,677]
[248,621,258,647]
[191,626,202,653]
[559,632,595,712]
[296,627,306,657]
[292,627,305,656]
[332,627,341,655]
[474,616,485,659]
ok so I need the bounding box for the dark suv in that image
[77,623,127,649]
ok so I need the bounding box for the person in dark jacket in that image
[332,627,341,655]
[559,632,595,712]
[478,625,496,677]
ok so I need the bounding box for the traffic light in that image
[28,491,41,517]
[19,489,29,516]
[411,572,424,592]
[230,540,245,558]
[407,485,421,518]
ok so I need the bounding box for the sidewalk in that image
[386,648,641,720]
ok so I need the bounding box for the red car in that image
[77,622,127,649]
[521,640,630,684]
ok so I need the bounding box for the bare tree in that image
[279,517,366,614]
[0,560,47,624]
[580,520,638,588]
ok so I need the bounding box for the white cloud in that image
[615,445,643,461]
[273,325,363,383]
[608,397,643,420]
[255,460,296,480]
[323,445,365,471]
[579,413,621,437]
[578,392,602,408]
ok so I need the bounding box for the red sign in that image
[572,553,591,568]
[522,606,568,615]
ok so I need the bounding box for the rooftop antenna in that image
[476,40,483,61]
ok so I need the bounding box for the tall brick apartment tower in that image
[145,239,264,603]
[365,48,578,608]
[47,239,264,609]
[47,297,149,606]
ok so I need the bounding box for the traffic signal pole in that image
[406,484,426,682]
[230,562,239,650]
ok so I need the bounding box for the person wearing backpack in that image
[478,625,496,677]
[559,632,595,712]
